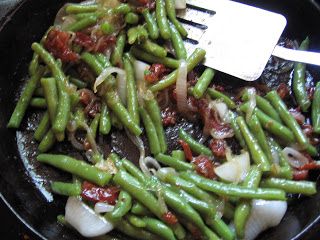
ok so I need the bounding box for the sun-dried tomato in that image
[74,32,95,49]
[81,181,120,204]
[213,85,225,92]
[187,70,198,86]
[85,101,101,118]
[209,139,226,158]
[161,107,177,126]
[301,124,313,137]
[192,155,216,179]
[144,63,169,83]
[79,90,92,106]
[289,107,305,125]
[277,82,289,99]
[178,139,193,161]
[162,211,178,225]
[44,28,79,63]
[94,35,116,53]
[293,169,309,180]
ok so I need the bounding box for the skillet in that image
[0,0,320,239]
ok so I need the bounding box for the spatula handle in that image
[272,45,320,66]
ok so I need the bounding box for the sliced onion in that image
[209,100,230,123]
[65,197,114,237]
[282,147,309,168]
[78,121,99,154]
[245,88,256,122]
[144,156,161,174]
[244,200,287,240]
[94,202,114,214]
[95,158,118,174]
[176,60,188,114]
[215,151,250,183]
[94,67,126,103]
[210,127,234,139]
[271,151,280,165]
[175,0,186,9]
[156,167,177,181]
[68,132,85,150]
[133,60,150,106]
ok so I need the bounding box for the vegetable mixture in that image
[7,0,320,239]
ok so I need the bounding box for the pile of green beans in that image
[7,1,320,239]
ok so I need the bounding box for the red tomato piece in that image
[293,170,309,180]
[162,211,178,225]
[192,155,216,179]
[161,107,177,126]
[178,139,193,161]
[81,181,120,205]
[74,32,95,49]
[44,28,79,63]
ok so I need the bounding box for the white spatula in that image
[177,0,320,81]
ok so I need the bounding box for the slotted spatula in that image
[177,0,320,81]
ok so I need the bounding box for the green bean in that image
[156,0,171,40]
[208,216,235,240]
[131,202,152,216]
[229,111,246,148]
[89,113,100,140]
[312,81,320,134]
[234,166,261,238]
[114,218,161,240]
[171,150,185,161]
[260,177,316,195]
[178,129,212,156]
[105,90,142,136]
[99,103,111,135]
[113,4,132,15]
[95,53,111,68]
[51,181,81,196]
[125,12,139,25]
[236,116,270,171]
[156,153,194,171]
[111,190,132,219]
[37,154,112,186]
[192,68,215,99]
[127,214,147,228]
[29,53,40,76]
[142,9,159,40]
[140,107,161,155]
[169,22,187,60]
[100,21,114,35]
[265,91,312,150]
[242,90,281,123]
[111,32,126,67]
[57,215,68,226]
[150,48,206,92]
[180,171,286,200]
[65,16,97,32]
[142,217,176,240]
[81,52,104,75]
[144,97,167,153]
[127,25,148,45]
[246,114,273,163]
[65,4,98,14]
[69,77,87,89]
[165,0,187,37]
[110,113,124,129]
[268,137,293,179]
[8,67,44,128]
[207,88,236,109]
[30,98,46,108]
[293,37,311,112]
[34,112,50,141]
[38,128,56,153]
[124,56,140,125]
[113,170,163,218]
[31,43,71,138]
[131,46,179,69]
[122,158,147,184]
[239,103,295,143]
[138,39,167,58]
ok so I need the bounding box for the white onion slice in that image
[246,88,256,122]
[244,200,287,240]
[156,167,177,181]
[94,202,115,214]
[176,60,188,114]
[282,147,309,168]
[93,67,126,103]
[144,156,162,174]
[215,151,250,183]
[209,100,230,123]
[133,60,150,106]
[210,128,234,139]
[175,0,186,9]
[65,197,114,237]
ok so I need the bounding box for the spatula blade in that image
[180,0,287,81]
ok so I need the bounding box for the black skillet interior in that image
[0,0,320,239]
